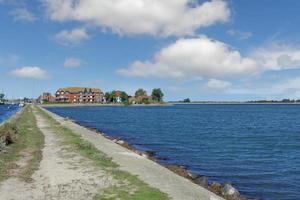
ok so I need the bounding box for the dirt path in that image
[43,108,224,200]
[0,109,118,200]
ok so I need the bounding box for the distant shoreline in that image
[40,103,171,107]
[40,102,300,107]
[171,102,300,105]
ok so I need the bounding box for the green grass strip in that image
[0,106,44,182]
[36,106,169,200]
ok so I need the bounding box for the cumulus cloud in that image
[10,8,36,22]
[10,66,49,79]
[252,43,300,71]
[118,37,258,78]
[203,79,232,91]
[64,57,83,68]
[44,0,230,36]
[55,28,89,45]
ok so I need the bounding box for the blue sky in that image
[1,0,300,101]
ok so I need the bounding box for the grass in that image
[0,106,44,182]
[36,106,169,200]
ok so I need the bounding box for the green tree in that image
[183,98,191,103]
[151,88,164,102]
[121,91,129,103]
[142,97,150,104]
[104,92,111,103]
[108,91,128,103]
[135,88,147,97]
[110,91,118,103]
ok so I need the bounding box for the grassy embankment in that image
[36,106,169,200]
[0,106,44,182]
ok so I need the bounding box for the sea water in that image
[47,104,300,200]
[0,105,19,124]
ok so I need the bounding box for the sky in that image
[1,0,300,101]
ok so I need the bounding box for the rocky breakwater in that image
[69,119,254,200]
[163,166,249,200]
[109,137,249,200]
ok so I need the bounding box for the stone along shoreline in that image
[41,106,225,200]
[0,105,250,200]
[69,118,246,200]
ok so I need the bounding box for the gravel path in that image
[43,107,224,200]
[0,109,117,200]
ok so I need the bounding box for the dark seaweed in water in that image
[46,104,300,200]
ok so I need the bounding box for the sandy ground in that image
[0,110,117,200]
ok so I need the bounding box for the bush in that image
[0,123,18,149]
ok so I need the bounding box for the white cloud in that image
[119,37,300,81]
[118,37,258,78]
[203,79,232,91]
[251,43,300,71]
[10,66,49,79]
[227,29,252,40]
[10,8,36,22]
[44,0,230,36]
[64,57,83,68]
[55,28,89,45]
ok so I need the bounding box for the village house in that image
[114,91,123,103]
[55,87,104,103]
[38,92,55,104]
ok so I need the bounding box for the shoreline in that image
[43,107,252,200]
[41,106,226,200]
[75,122,250,200]
[40,102,300,109]
[40,103,171,107]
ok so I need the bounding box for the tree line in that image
[104,88,164,104]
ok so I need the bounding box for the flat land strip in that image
[0,106,169,200]
[41,106,224,200]
[0,106,223,200]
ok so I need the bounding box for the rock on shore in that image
[221,183,241,200]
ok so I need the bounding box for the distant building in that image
[114,91,122,103]
[38,92,55,104]
[55,87,104,103]
[0,93,4,104]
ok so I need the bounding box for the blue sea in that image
[46,104,300,200]
[0,105,20,124]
